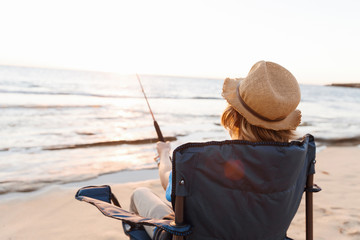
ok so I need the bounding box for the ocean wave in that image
[0,166,157,195]
[43,137,178,151]
[0,179,60,195]
[0,105,103,109]
[0,136,178,153]
[191,96,222,100]
[0,89,222,100]
[0,89,128,98]
[0,178,80,195]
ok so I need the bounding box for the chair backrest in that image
[171,134,316,240]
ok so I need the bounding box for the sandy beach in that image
[1,146,359,240]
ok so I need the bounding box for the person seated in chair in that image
[130,60,302,238]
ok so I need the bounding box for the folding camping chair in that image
[76,134,321,240]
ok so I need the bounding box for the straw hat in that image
[222,61,301,130]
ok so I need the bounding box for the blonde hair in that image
[221,105,296,142]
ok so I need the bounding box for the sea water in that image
[0,65,359,194]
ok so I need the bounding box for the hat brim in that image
[222,78,301,131]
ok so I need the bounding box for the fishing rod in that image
[136,74,165,142]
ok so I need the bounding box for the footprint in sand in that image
[339,220,360,237]
[330,207,342,210]
[318,207,331,215]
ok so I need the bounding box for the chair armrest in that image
[75,186,192,237]
[76,185,112,203]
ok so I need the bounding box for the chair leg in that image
[173,196,185,240]
[306,174,314,240]
[173,235,184,240]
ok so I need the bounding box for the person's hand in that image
[156,141,171,156]
[154,141,171,166]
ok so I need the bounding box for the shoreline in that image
[0,168,159,201]
[1,145,360,239]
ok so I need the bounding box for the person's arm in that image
[156,141,172,190]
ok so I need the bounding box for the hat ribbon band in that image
[236,86,286,122]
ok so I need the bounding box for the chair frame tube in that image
[306,174,314,240]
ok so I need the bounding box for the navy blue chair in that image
[76,134,320,240]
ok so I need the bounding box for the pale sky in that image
[0,0,359,84]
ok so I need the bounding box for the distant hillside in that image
[327,83,360,88]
